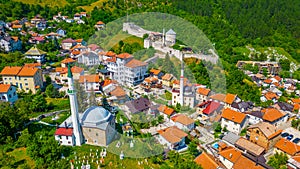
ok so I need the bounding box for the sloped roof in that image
[125,59,147,68]
[110,86,126,97]
[222,132,240,145]
[79,75,100,83]
[248,122,281,139]
[25,46,46,55]
[221,108,246,124]
[232,155,265,169]
[210,93,226,102]
[0,66,22,76]
[150,68,161,75]
[235,138,265,156]
[0,84,11,93]
[224,93,237,104]
[18,66,39,76]
[62,38,76,43]
[275,138,300,156]
[61,58,76,64]
[264,91,279,100]
[54,127,73,136]
[171,114,194,125]
[219,147,242,163]
[197,88,211,96]
[194,152,219,169]
[203,101,221,115]
[125,97,151,114]
[162,73,174,81]
[117,53,132,59]
[166,29,176,35]
[262,108,285,122]
[158,105,175,116]
[157,126,187,144]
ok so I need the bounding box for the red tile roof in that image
[0,66,22,76]
[61,58,76,64]
[55,127,73,136]
[203,101,221,115]
[157,126,187,144]
[158,105,175,116]
[117,53,132,59]
[79,75,100,83]
[210,93,226,102]
[224,93,237,104]
[17,66,39,77]
[194,152,219,169]
[0,84,11,93]
[150,69,161,75]
[262,108,285,122]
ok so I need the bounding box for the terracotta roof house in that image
[235,138,265,157]
[194,152,220,169]
[158,105,176,119]
[261,108,288,126]
[61,38,77,50]
[274,138,300,157]
[55,66,84,83]
[161,73,176,87]
[157,126,187,150]
[196,87,211,103]
[108,86,128,104]
[247,122,282,150]
[198,101,222,119]
[54,127,74,146]
[150,68,164,79]
[224,93,238,105]
[220,108,248,134]
[0,66,43,94]
[232,155,265,169]
[171,114,195,131]
[24,46,46,63]
[61,58,76,67]
[287,155,300,169]
[260,91,279,103]
[78,75,100,92]
[0,84,18,103]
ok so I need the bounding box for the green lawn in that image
[78,0,108,12]
[7,148,35,169]
[41,111,70,125]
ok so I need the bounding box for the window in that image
[68,141,71,144]
[66,136,68,140]
[89,129,91,132]
[24,78,27,81]
[4,78,6,80]
[26,88,29,90]
[8,94,11,98]
[25,83,28,86]
[96,133,98,136]
[256,130,259,134]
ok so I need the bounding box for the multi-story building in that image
[0,66,44,93]
[0,84,18,103]
[220,108,248,135]
[105,53,148,86]
[78,75,100,92]
[247,122,282,150]
[24,46,47,63]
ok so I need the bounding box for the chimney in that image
[229,153,232,158]
[64,121,68,129]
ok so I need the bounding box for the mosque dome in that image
[81,106,111,126]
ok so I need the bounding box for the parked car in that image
[293,138,300,144]
[281,132,289,137]
[287,134,294,140]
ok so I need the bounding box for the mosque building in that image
[54,64,116,146]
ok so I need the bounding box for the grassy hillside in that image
[12,0,69,7]
[78,0,107,12]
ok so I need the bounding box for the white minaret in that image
[162,28,165,46]
[179,54,184,106]
[67,64,83,146]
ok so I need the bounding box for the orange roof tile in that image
[264,91,279,100]
[210,93,226,102]
[157,126,187,144]
[194,152,219,169]
[12,24,22,29]
[262,108,285,122]
[294,103,300,111]
[125,59,147,68]
[76,39,83,43]
[102,79,114,87]
[292,155,300,163]
[219,147,242,163]
[11,36,19,41]
[79,75,100,83]
[72,51,81,55]
[221,108,246,124]
[0,84,11,93]
[0,66,22,76]
[106,57,116,63]
[117,53,132,59]
[150,68,161,75]
[17,67,38,76]
[96,21,104,25]
[232,155,264,169]
[71,66,84,74]
[171,114,194,125]
[61,58,76,64]
[197,88,211,96]
[275,138,300,156]
[235,138,265,156]
[274,76,281,82]
[264,79,272,84]
[158,105,175,116]
[292,98,300,104]
[105,51,116,57]
[110,86,126,97]
[224,93,237,104]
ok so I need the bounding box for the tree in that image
[279,59,291,71]
[267,152,288,169]
[188,140,199,156]
[262,67,268,77]
[45,75,52,86]
[30,95,47,112]
[45,84,59,98]
[74,80,88,113]
[88,88,97,106]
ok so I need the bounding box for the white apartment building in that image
[105,53,148,86]
[221,108,248,135]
